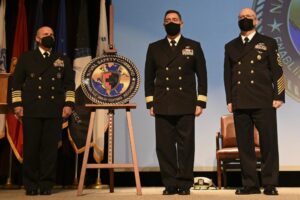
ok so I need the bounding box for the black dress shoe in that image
[235,187,261,195]
[263,186,278,195]
[26,189,38,196]
[162,187,177,195]
[178,188,190,195]
[40,189,52,195]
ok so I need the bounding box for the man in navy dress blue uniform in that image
[224,8,285,195]
[144,10,207,195]
[12,26,75,195]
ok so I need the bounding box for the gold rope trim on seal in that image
[197,95,207,102]
[146,96,153,103]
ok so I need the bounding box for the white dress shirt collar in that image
[241,31,256,43]
[167,34,181,46]
[39,47,51,58]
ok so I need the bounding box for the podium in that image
[77,103,142,196]
[0,73,10,113]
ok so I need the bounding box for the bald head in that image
[238,8,258,34]
[239,8,257,19]
[36,26,54,39]
[35,26,55,50]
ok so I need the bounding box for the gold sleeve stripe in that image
[277,82,284,88]
[146,96,153,103]
[277,76,284,84]
[277,80,284,86]
[12,97,22,103]
[277,76,285,94]
[65,97,75,102]
[66,91,75,95]
[65,90,75,102]
[278,85,284,94]
[65,91,75,100]
[278,83,284,88]
[278,86,284,95]
[12,90,22,103]
[12,91,21,95]
[197,95,207,102]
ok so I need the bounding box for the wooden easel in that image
[77,104,142,196]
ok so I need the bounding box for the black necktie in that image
[244,37,249,46]
[43,52,49,58]
[170,40,176,51]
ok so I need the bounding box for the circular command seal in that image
[81,54,140,104]
[253,0,300,102]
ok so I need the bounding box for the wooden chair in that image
[216,114,261,189]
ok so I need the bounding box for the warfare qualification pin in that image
[81,54,140,104]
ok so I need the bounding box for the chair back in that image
[221,114,259,148]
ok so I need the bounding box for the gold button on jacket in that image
[145,36,207,115]
[11,49,75,118]
[224,33,285,109]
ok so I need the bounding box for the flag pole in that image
[89,0,113,189]
[64,153,79,189]
[105,0,116,192]
[74,153,79,185]
[104,0,116,54]
[89,169,104,189]
[2,148,19,189]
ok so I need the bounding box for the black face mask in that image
[164,22,181,36]
[238,18,254,31]
[41,36,55,48]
